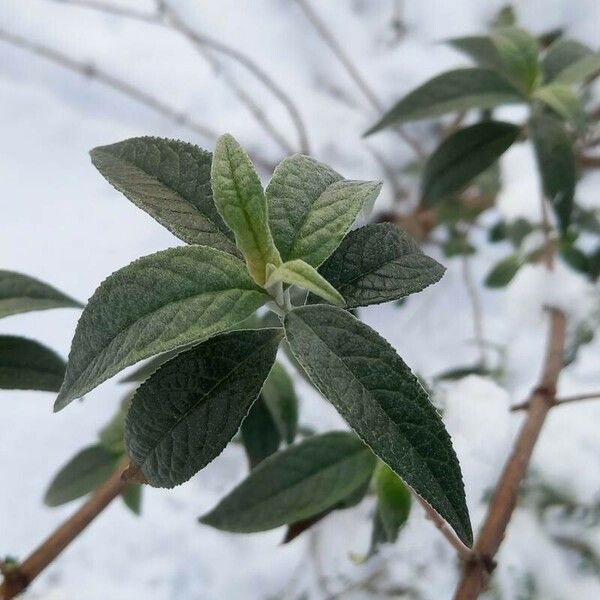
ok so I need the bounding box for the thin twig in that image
[511,391,600,412]
[0,469,129,599]
[0,28,217,141]
[42,0,310,153]
[453,195,567,599]
[293,0,425,157]
[418,498,474,562]
[461,253,488,368]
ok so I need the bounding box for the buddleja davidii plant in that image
[0,270,81,394]
[55,133,472,548]
[366,20,600,285]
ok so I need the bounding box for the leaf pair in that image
[0,270,81,393]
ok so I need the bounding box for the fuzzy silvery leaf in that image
[266,154,381,267]
[199,431,376,532]
[542,39,593,82]
[0,336,66,392]
[91,137,239,256]
[308,224,445,308]
[0,270,81,319]
[125,328,282,488]
[283,305,472,546]
[211,134,282,284]
[55,246,270,410]
[490,27,540,93]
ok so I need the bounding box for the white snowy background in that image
[1,1,599,598]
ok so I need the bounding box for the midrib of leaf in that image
[136,330,281,470]
[227,444,369,515]
[68,273,265,397]
[293,316,460,524]
[225,142,275,269]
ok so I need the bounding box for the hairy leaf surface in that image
[44,445,118,507]
[0,336,66,392]
[200,431,376,532]
[0,270,81,319]
[211,134,281,284]
[422,121,520,203]
[266,154,381,267]
[308,224,444,308]
[530,114,576,233]
[365,68,523,134]
[91,137,238,255]
[125,328,282,488]
[266,259,345,306]
[283,305,472,546]
[56,246,269,410]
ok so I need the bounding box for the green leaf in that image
[0,270,81,319]
[552,52,600,85]
[98,396,131,455]
[44,445,118,507]
[266,154,381,267]
[534,85,587,133]
[266,259,345,306]
[283,305,472,546]
[199,431,376,532]
[560,245,589,274]
[446,36,503,70]
[422,121,520,204]
[241,395,282,468]
[90,137,239,256]
[485,255,522,288]
[125,328,282,488]
[121,484,142,515]
[261,362,298,444]
[374,462,411,543]
[529,114,576,233]
[365,69,523,134]
[542,39,595,82]
[0,336,65,392]
[211,134,282,285]
[55,246,270,410]
[490,27,540,93]
[309,224,445,308]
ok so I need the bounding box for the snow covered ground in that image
[1,1,599,598]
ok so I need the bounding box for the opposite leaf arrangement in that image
[54,133,472,548]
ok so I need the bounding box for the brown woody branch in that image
[511,391,600,412]
[0,468,130,600]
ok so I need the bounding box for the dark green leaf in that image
[485,255,522,288]
[199,431,376,532]
[422,121,520,204]
[44,445,118,507]
[560,246,589,274]
[542,39,594,82]
[121,484,142,515]
[90,137,239,255]
[241,395,282,468]
[434,364,493,381]
[374,462,411,542]
[125,328,282,488]
[211,134,281,285]
[0,336,65,392]
[529,114,576,233]
[261,362,298,444]
[0,270,81,319]
[365,69,523,134]
[55,246,270,410]
[308,224,445,308]
[283,305,472,546]
[266,154,381,267]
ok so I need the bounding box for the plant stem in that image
[0,468,128,599]
[453,194,566,598]
[511,390,600,412]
